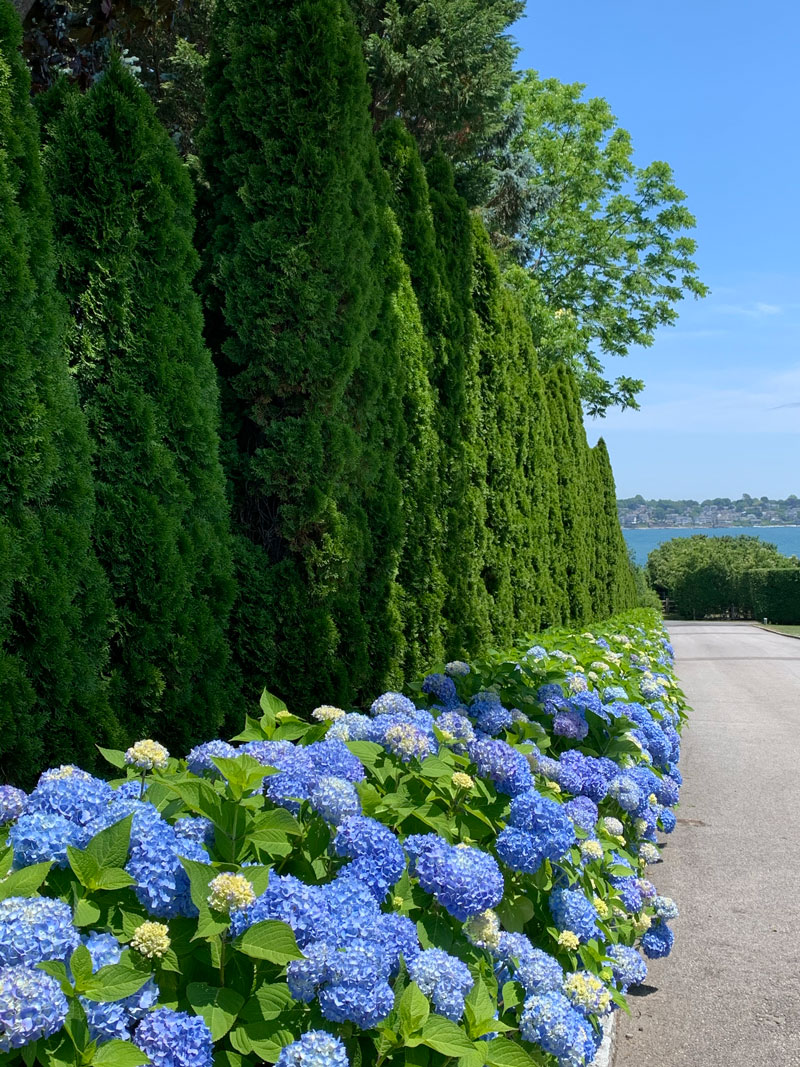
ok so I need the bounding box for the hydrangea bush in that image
[0,610,686,1067]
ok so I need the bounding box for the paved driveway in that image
[612,622,800,1067]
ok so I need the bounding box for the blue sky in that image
[514,1,800,500]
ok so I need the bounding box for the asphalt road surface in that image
[612,622,800,1067]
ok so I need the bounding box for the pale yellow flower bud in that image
[208,873,256,914]
[125,740,169,770]
[451,772,474,791]
[130,921,171,959]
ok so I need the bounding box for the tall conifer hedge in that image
[0,0,116,780]
[43,58,236,749]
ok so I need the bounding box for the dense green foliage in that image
[42,58,236,749]
[350,0,523,159]
[502,72,707,415]
[1,0,642,764]
[646,534,799,618]
[0,1,117,781]
[747,569,800,624]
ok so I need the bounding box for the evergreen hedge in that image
[0,0,117,781]
[747,568,800,624]
[42,58,237,750]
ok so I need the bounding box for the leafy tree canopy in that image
[350,0,523,159]
[498,71,708,416]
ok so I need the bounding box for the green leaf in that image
[186,983,245,1040]
[84,815,133,870]
[259,690,287,733]
[483,1037,541,1067]
[230,714,269,743]
[253,809,301,835]
[178,857,217,914]
[97,748,127,770]
[236,921,303,965]
[95,868,136,891]
[418,756,455,779]
[238,983,295,1024]
[66,846,102,890]
[229,1020,295,1063]
[73,898,102,927]
[398,981,430,1038]
[166,779,224,823]
[92,1040,150,1067]
[0,848,13,880]
[410,1016,476,1057]
[82,959,153,1003]
[0,861,52,900]
[70,944,94,991]
[495,895,534,933]
[210,754,273,795]
[37,959,73,997]
[344,740,383,767]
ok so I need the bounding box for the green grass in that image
[757,623,800,638]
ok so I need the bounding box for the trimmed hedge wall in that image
[747,568,800,624]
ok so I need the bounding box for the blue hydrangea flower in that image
[321,873,381,942]
[495,827,545,875]
[406,836,503,919]
[474,702,514,736]
[641,920,674,959]
[9,811,90,868]
[519,990,594,1064]
[174,816,215,848]
[0,897,79,967]
[563,797,599,832]
[422,673,459,707]
[371,913,420,972]
[527,645,548,660]
[0,786,26,824]
[409,948,473,1021]
[231,873,328,945]
[332,817,405,899]
[127,816,208,919]
[326,713,372,742]
[537,683,564,704]
[495,933,563,994]
[549,889,601,944]
[612,876,643,913]
[654,896,679,920]
[658,807,677,833]
[185,740,237,776]
[434,711,476,750]
[381,722,433,763]
[308,776,361,825]
[0,965,69,1051]
[114,780,146,801]
[445,661,471,677]
[607,945,647,990]
[602,685,627,703]
[287,942,330,1002]
[469,739,532,796]
[134,1008,213,1067]
[553,709,589,741]
[503,790,576,866]
[241,741,317,812]
[25,770,114,827]
[607,775,642,813]
[315,940,394,1028]
[275,1031,349,1067]
[307,741,366,783]
[370,692,417,717]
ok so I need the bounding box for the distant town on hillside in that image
[617,495,800,528]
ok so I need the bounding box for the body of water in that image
[623,526,800,566]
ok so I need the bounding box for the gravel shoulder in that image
[612,622,800,1067]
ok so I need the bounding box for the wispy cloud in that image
[715,301,783,318]
[592,363,800,434]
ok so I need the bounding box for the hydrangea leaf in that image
[186,983,245,1040]
[236,920,303,965]
[69,944,94,991]
[81,958,153,1003]
[398,981,430,1038]
[409,1016,476,1057]
[96,748,127,770]
[228,1019,295,1061]
[84,816,134,872]
[91,1040,150,1067]
[238,982,295,1025]
[0,860,52,901]
[484,1037,543,1067]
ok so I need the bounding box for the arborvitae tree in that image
[544,365,594,624]
[423,155,490,657]
[201,0,413,708]
[43,57,236,750]
[591,438,636,614]
[0,0,116,781]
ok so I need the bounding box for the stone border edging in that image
[590,1014,616,1067]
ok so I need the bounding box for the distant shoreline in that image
[621,524,800,531]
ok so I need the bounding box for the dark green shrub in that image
[747,568,800,624]
[0,0,117,781]
[43,57,236,750]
